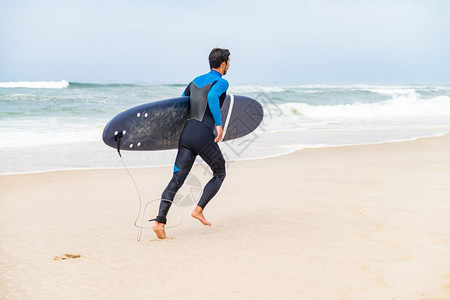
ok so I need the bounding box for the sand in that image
[1,135,450,299]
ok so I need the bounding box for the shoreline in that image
[1,131,449,176]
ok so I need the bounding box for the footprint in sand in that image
[53,253,82,260]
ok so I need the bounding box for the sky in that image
[1,0,449,85]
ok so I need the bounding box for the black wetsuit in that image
[155,70,229,224]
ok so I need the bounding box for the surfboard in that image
[102,94,264,151]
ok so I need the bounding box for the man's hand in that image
[214,125,223,143]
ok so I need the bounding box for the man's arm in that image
[208,79,228,126]
[182,82,192,97]
[208,79,229,142]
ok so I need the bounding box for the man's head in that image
[209,48,230,76]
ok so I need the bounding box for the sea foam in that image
[275,95,450,120]
[0,80,69,89]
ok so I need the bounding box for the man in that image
[152,48,231,239]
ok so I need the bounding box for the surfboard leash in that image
[115,131,184,241]
[115,131,123,157]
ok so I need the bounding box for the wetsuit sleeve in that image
[182,82,192,97]
[208,79,229,126]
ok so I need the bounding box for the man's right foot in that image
[152,221,167,239]
[191,206,212,226]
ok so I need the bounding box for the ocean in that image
[1,80,450,174]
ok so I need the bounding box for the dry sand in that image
[1,135,450,299]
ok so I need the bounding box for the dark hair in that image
[209,48,230,69]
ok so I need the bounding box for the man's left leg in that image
[153,146,196,238]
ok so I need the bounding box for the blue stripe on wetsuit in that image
[182,70,229,126]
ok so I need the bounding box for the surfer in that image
[153,48,231,239]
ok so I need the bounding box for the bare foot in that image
[191,206,212,226]
[152,221,167,239]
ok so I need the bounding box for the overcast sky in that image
[1,0,449,84]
